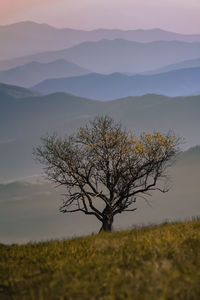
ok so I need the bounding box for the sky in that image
[0,0,200,34]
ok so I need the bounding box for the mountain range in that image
[0,60,90,87]
[1,21,200,61]
[0,82,199,181]
[1,21,200,242]
[145,57,200,74]
[0,82,39,98]
[1,39,200,73]
[33,67,200,100]
[0,81,200,242]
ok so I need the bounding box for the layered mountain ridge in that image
[33,67,200,100]
[1,21,200,61]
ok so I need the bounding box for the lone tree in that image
[35,116,179,232]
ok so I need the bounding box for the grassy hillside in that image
[1,220,200,299]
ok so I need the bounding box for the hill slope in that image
[1,220,200,299]
[146,57,200,74]
[1,39,200,72]
[0,60,90,87]
[33,67,200,99]
[0,82,40,98]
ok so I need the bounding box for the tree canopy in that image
[35,115,180,232]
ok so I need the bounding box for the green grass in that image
[1,220,200,300]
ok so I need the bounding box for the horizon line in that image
[1,20,200,36]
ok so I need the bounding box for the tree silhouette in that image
[35,116,179,232]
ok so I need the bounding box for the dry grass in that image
[1,220,200,299]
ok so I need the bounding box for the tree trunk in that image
[99,205,114,232]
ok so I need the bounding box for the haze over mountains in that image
[0,21,200,242]
[0,82,39,98]
[1,21,200,61]
[1,39,200,74]
[1,145,200,243]
[1,22,199,185]
[1,22,200,93]
[33,67,200,100]
[144,57,200,74]
[0,84,199,243]
[0,83,199,182]
[0,60,90,87]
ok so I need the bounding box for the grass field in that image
[1,220,200,299]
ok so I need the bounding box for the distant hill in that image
[0,82,40,99]
[0,60,90,87]
[1,21,200,61]
[0,85,199,181]
[0,91,100,180]
[177,145,200,164]
[33,67,200,100]
[146,57,200,74]
[1,39,200,73]
[0,21,86,61]
[193,91,200,95]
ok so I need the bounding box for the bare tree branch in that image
[34,115,180,232]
